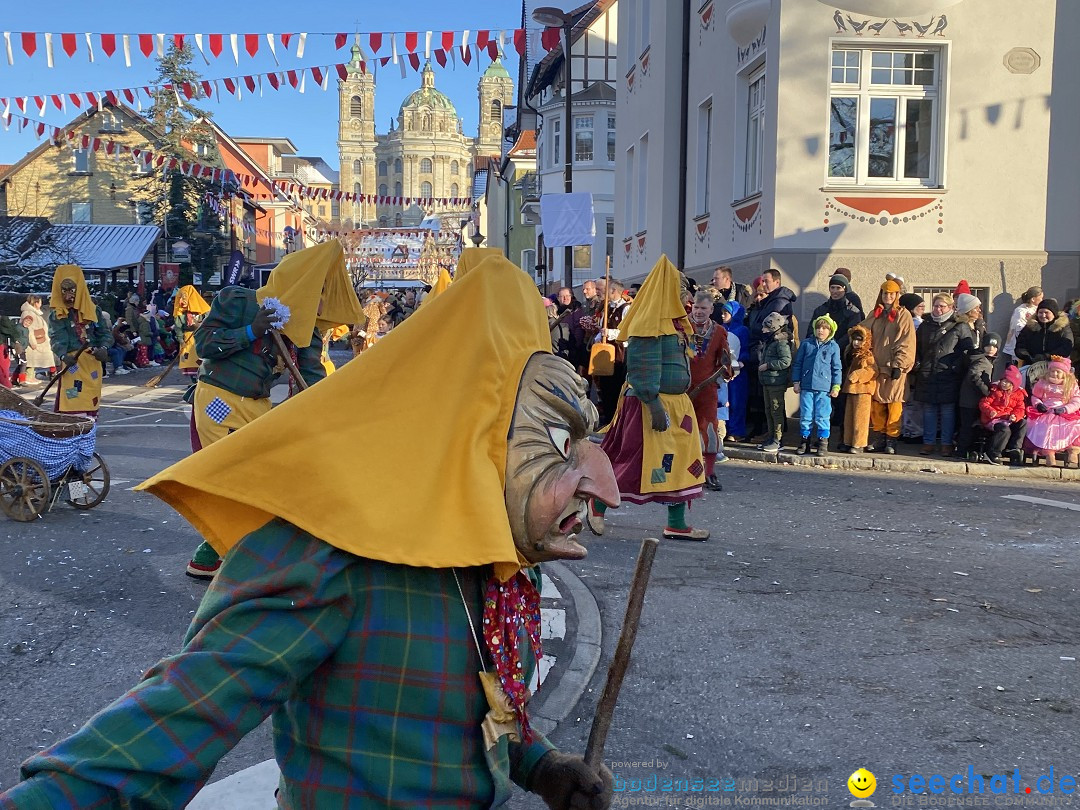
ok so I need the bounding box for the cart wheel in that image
[67,453,110,510]
[0,458,52,522]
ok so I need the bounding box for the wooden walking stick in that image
[33,344,89,407]
[270,330,309,392]
[143,352,180,388]
[584,536,660,771]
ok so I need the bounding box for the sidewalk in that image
[723,439,1080,481]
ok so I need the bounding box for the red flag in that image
[105,90,118,106]
[286,69,299,88]
[267,72,280,90]
[80,133,88,148]
[61,33,77,57]
[100,33,116,57]
[310,66,323,86]
[461,45,472,65]
[244,33,259,57]
[336,63,348,80]
[335,33,347,49]
[85,92,98,107]
[487,41,498,59]
[476,30,490,50]
[138,34,154,57]
[379,56,391,68]
[442,31,454,51]
[369,33,383,54]
[405,32,418,53]
[105,141,116,155]
[435,48,447,68]
[123,88,135,103]
[174,34,185,50]
[514,29,526,56]
[243,75,256,92]
[201,80,213,97]
[280,33,292,49]
[182,82,194,99]
[33,96,43,112]
[21,33,37,58]
[69,93,82,108]
[541,27,561,50]
[223,77,237,94]
[90,137,101,152]
[209,33,223,57]
[408,53,420,71]
[35,122,44,136]
[50,95,62,110]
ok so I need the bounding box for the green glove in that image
[528,751,614,810]
[645,398,670,432]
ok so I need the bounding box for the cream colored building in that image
[616,0,1080,332]
[337,46,513,228]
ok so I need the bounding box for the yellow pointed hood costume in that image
[617,254,691,340]
[456,247,503,281]
[421,267,453,307]
[256,239,363,344]
[174,285,210,317]
[138,251,550,581]
[50,265,98,323]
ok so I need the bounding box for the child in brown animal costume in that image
[841,324,877,453]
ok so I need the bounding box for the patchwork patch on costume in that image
[680,415,694,433]
[651,468,668,484]
[64,387,78,400]
[90,370,99,380]
[205,397,232,424]
[661,453,673,473]
[687,459,704,478]
[73,380,83,393]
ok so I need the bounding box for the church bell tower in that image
[337,44,377,226]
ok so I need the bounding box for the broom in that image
[143,352,180,388]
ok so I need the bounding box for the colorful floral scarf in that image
[483,571,542,742]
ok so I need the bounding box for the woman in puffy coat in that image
[19,294,55,379]
[913,293,974,457]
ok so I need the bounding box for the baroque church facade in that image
[336,45,513,228]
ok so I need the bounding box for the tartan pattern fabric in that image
[0,411,95,478]
[203,397,231,424]
[1,519,553,809]
[625,334,692,403]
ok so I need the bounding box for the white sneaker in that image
[113,368,130,376]
[147,361,161,367]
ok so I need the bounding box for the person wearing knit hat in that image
[756,310,793,452]
[858,278,916,453]
[1027,355,1080,467]
[1014,296,1074,368]
[1,251,622,809]
[913,292,974,457]
[953,279,972,297]
[954,292,986,347]
[588,254,710,541]
[791,314,842,455]
[832,266,864,316]
[898,293,925,327]
[808,273,861,355]
[979,363,1028,465]
[956,332,1001,459]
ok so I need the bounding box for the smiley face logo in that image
[848,768,877,798]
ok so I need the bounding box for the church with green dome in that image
[337,46,513,228]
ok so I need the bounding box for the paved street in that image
[2,368,1079,808]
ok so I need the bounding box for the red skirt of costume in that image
[600,392,704,505]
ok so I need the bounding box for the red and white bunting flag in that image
[105,140,116,156]
[266,33,278,64]
[193,34,210,64]
[41,32,52,68]
[298,70,306,93]
[310,66,324,87]
[61,32,77,58]
[286,69,299,89]
[22,32,37,59]
[90,137,101,152]
[514,28,527,57]
[476,30,490,52]
[335,33,347,49]
[201,80,213,98]
[84,32,95,62]
[51,94,63,111]
[461,44,472,66]
[122,34,131,66]
[280,33,291,50]
[79,133,89,148]
[100,33,116,58]
[243,74,256,93]
[425,31,432,58]
[173,34,185,50]
[296,32,306,58]
[230,33,239,64]
[266,71,280,90]
[391,33,398,64]
[208,33,223,57]
[434,48,447,68]
[244,33,259,57]
[223,76,237,96]
[3,32,13,66]
[369,32,382,54]
[156,34,165,58]
[105,90,118,106]
[123,88,135,104]
[34,96,44,115]
[541,27,561,50]
[181,82,194,99]
[405,31,418,53]
[69,93,82,108]
[335,63,348,80]
[138,33,154,58]
[408,53,420,71]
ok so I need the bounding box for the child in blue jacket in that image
[792,314,843,455]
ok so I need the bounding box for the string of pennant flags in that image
[0,28,553,68]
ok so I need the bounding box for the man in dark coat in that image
[548,287,581,363]
[807,273,862,355]
[709,266,754,322]
[745,269,797,440]
[1014,298,1074,366]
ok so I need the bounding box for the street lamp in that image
[535,262,548,292]
[470,229,485,248]
[532,5,575,289]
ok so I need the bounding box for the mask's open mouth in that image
[543,499,588,560]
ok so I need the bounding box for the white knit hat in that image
[955,293,980,314]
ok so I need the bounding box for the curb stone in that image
[723,445,1079,481]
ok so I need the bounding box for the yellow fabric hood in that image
[617,254,690,340]
[50,265,97,323]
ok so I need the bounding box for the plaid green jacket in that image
[625,333,692,403]
[195,287,324,399]
[0,520,554,809]
[48,308,114,357]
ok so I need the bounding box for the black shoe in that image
[1006,448,1023,465]
[836,443,851,453]
[870,439,887,453]
[705,474,723,491]
[795,439,811,456]
[885,439,897,455]
[813,440,825,456]
[985,454,1001,465]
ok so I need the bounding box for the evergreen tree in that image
[137,42,231,285]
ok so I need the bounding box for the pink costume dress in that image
[1026,377,1080,451]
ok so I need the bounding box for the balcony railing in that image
[516,171,540,200]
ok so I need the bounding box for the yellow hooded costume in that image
[48,265,109,414]
[421,267,454,308]
[139,251,550,582]
[174,285,211,374]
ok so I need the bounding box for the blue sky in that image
[0,0,569,166]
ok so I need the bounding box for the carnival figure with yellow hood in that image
[0,250,619,810]
[587,255,709,541]
[184,239,361,579]
[47,265,114,418]
[173,284,211,378]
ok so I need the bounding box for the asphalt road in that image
[2,369,1079,809]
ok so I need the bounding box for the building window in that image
[490,99,502,121]
[605,219,614,261]
[394,158,402,174]
[72,148,89,173]
[132,155,152,176]
[421,181,433,199]
[607,115,616,162]
[394,181,402,196]
[696,100,712,216]
[379,160,387,176]
[573,244,592,269]
[451,160,459,175]
[552,118,561,167]
[353,159,362,174]
[394,213,403,226]
[636,134,648,233]
[380,216,388,226]
[743,69,766,198]
[626,0,637,61]
[354,183,361,196]
[914,285,988,315]
[379,183,388,196]
[623,145,634,237]
[574,115,594,162]
[828,46,944,186]
[99,112,124,133]
[640,0,650,54]
[421,158,433,173]
[195,142,209,157]
[71,201,91,223]
[522,248,537,279]
[319,204,327,218]
[450,183,459,198]
[350,95,363,118]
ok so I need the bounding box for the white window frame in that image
[606,115,616,163]
[639,0,650,55]
[552,118,561,168]
[636,134,649,233]
[71,201,91,223]
[605,218,615,261]
[623,145,635,237]
[827,43,946,188]
[743,68,766,199]
[420,158,433,174]
[72,148,89,174]
[522,248,537,280]
[696,99,712,216]
[574,115,594,162]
